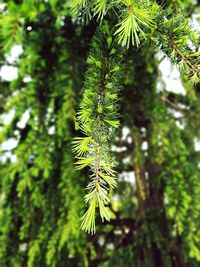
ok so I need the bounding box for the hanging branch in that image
[72,22,124,234]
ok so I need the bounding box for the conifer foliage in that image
[0,0,200,267]
[73,23,123,233]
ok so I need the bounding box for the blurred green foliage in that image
[0,0,200,266]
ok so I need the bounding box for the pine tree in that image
[0,0,200,267]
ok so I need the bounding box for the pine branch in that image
[155,14,200,84]
[73,22,124,234]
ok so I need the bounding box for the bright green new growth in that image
[68,0,199,83]
[114,1,159,48]
[93,0,107,20]
[73,24,123,234]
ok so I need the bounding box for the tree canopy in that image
[0,0,200,266]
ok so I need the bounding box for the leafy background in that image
[0,1,200,267]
